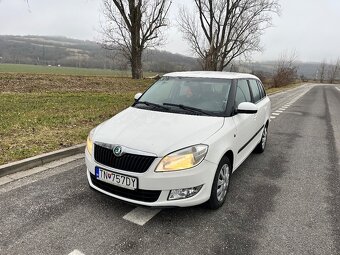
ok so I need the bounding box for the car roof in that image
[163,71,259,80]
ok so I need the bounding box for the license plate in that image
[95,167,138,190]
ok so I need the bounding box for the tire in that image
[207,156,231,210]
[254,124,268,153]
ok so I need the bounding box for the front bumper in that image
[85,149,217,207]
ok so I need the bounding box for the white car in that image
[85,71,271,209]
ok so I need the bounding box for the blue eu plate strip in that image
[95,167,100,178]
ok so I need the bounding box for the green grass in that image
[0,70,153,165]
[0,63,156,77]
[0,92,140,165]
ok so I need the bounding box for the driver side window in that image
[235,80,251,108]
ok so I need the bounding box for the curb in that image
[0,143,86,178]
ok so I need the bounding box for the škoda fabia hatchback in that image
[85,71,271,209]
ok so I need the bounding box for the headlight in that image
[155,145,208,172]
[86,129,95,155]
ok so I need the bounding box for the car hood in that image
[94,107,224,157]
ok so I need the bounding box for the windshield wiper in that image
[163,103,212,116]
[135,101,170,111]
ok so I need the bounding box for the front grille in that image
[94,144,156,173]
[90,173,161,202]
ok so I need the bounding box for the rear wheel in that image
[254,125,268,153]
[207,156,231,209]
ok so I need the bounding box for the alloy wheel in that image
[217,164,230,202]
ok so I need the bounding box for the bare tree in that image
[327,58,340,84]
[179,0,280,71]
[101,0,171,79]
[318,60,327,83]
[272,51,298,87]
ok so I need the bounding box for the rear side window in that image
[235,80,251,107]
[249,79,261,103]
[257,80,266,98]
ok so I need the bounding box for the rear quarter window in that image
[249,79,261,103]
[257,80,266,98]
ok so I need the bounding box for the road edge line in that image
[0,143,85,178]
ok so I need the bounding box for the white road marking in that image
[123,207,161,226]
[0,160,84,195]
[336,87,340,92]
[272,112,280,116]
[287,111,303,115]
[68,250,85,255]
[0,154,84,187]
[0,176,12,186]
[275,110,283,113]
[270,116,276,119]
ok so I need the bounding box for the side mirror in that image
[134,92,142,101]
[237,102,258,114]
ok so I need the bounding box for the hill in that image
[0,35,199,72]
[0,35,322,78]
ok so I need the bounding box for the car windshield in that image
[134,76,232,116]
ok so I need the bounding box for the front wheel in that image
[207,156,231,209]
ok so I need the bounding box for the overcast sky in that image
[0,0,339,62]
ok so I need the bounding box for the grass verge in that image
[266,82,303,95]
[0,63,157,77]
[0,72,152,165]
[0,92,148,165]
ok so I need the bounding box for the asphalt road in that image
[1,84,339,255]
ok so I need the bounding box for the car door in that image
[232,79,257,169]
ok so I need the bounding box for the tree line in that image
[255,52,340,87]
[317,59,340,84]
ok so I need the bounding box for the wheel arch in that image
[222,150,234,172]
[265,119,270,128]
